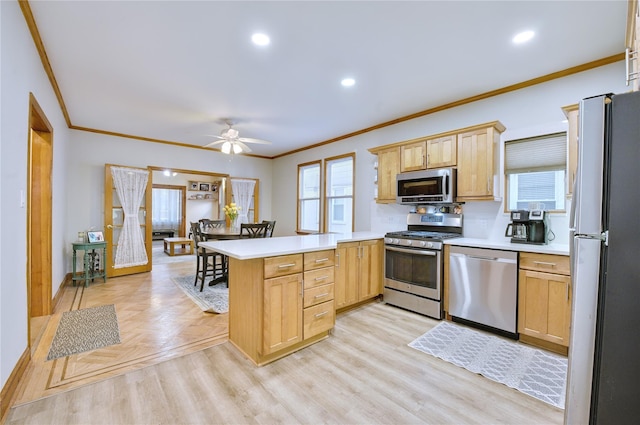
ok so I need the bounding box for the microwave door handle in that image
[444,175,449,195]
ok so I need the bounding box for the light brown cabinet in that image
[400,141,427,172]
[369,121,505,204]
[456,124,504,201]
[427,135,457,168]
[335,239,383,310]
[302,250,336,339]
[562,104,579,198]
[263,272,303,355]
[375,147,400,203]
[518,252,571,352]
[228,249,335,366]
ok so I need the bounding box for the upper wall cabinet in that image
[369,121,505,204]
[456,122,505,201]
[399,135,457,172]
[400,141,427,172]
[562,104,579,198]
[375,147,400,203]
[427,135,457,169]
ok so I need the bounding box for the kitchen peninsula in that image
[200,232,384,365]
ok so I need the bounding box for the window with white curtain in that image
[297,161,321,233]
[325,154,354,233]
[152,187,182,230]
[505,132,567,211]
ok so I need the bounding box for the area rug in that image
[409,321,567,409]
[171,275,229,314]
[47,304,121,361]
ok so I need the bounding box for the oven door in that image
[384,245,441,300]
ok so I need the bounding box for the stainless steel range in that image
[383,213,462,319]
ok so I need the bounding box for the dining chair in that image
[199,218,225,232]
[262,220,276,237]
[240,222,269,238]
[190,222,227,291]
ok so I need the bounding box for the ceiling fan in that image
[203,120,272,154]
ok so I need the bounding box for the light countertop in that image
[199,231,385,260]
[444,237,570,256]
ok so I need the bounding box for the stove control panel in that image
[384,238,442,250]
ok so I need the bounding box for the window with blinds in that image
[505,132,567,211]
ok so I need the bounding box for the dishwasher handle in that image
[450,252,517,264]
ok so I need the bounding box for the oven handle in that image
[385,246,437,256]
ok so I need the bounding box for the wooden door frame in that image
[27,93,53,343]
[151,184,186,237]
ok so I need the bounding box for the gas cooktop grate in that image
[385,231,462,241]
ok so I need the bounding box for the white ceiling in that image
[28,1,627,158]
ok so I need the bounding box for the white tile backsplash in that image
[371,198,570,245]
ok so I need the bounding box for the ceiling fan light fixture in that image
[221,141,232,154]
[251,33,270,46]
[512,30,534,44]
[233,143,243,154]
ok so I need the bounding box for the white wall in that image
[1,1,71,388]
[64,130,273,267]
[272,62,629,245]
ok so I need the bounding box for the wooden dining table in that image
[202,227,242,240]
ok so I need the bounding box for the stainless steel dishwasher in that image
[448,246,518,336]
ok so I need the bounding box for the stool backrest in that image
[240,222,269,238]
[262,220,276,237]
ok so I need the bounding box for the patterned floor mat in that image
[409,321,567,408]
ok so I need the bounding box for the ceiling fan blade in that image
[234,141,252,152]
[203,140,225,148]
[238,137,271,145]
[204,134,228,140]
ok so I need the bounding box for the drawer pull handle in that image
[315,258,329,263]
[314,311,328,318]
[314,293,329,299]
[533,261,557,267]
[278,263,297,268]
[314,276,329,281]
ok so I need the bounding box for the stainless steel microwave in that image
[396,168,456,204]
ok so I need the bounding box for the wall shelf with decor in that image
[188,180,221,192]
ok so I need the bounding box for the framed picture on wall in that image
[199,183,210,191]
[87,231,104,243]
[189,181,199,190]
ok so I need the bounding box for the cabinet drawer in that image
[520,252,570,275]
[264,254,303,279]
[304,250,335,271]
[304,283,334,308]
[303,266,335,289]
[303,300,335,339]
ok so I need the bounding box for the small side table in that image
[72,241,107,287]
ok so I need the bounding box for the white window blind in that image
[505,132,567,174]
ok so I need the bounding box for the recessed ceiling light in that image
[341,78,356,87]
[512,30,535,44]
[251,33,270,46]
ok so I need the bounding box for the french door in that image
[104,164,152,277]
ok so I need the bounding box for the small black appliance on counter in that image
[504,209,549,244]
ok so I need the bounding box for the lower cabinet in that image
[302,250,336,339]
[228,250,335,366]
[518,252,571,350]
[335,239,383,310]
[263,273,303,355]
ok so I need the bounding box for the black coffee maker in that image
[505,209,548,245]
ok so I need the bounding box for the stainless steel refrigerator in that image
[565,91,640,424]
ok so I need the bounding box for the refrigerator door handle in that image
[575,231,609,245]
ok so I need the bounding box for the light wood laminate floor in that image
[6,257,563,425]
